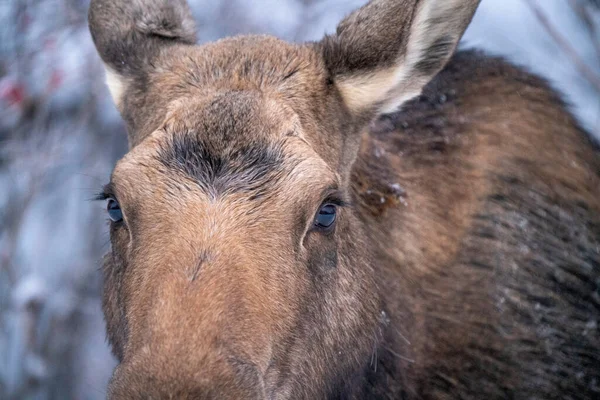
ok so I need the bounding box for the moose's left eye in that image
[107,198,123,222]
[314,204,337,231]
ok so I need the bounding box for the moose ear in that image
[88,0,197,106]
[320,0,480,115]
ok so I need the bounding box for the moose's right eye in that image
[314,203,337,231]
[107,198,123,222]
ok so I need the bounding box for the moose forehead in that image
[111,90,336,207]
[156,131,285,199]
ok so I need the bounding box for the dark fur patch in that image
[156,132,285,198]
[426,172,600,398]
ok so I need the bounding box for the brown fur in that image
[89,0,600,398]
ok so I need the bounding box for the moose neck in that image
[333,129,419,399]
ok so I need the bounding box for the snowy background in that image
[0,0,598,399]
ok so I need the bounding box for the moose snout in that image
[106,247,277,399]
[108,354,268,399]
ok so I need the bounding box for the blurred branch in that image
[569,0,600,67]
[0,186,36,285]
[525,0,600,93]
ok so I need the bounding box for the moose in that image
[88,0,599,398]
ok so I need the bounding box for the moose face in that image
[101,51,381,398]
[89,0,480,398]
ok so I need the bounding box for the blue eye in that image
[315,204,337,230]
[107,198,123,222]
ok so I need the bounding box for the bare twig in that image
[525,0,600,92]
[569,0,600,67]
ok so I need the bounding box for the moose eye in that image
[314,204,337,231]
[107,198,123,222]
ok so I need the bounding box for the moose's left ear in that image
[320,0,481,115]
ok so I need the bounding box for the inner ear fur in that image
[320,0,481,115]
[88,0,197,106]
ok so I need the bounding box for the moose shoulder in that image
[89,0,600,398]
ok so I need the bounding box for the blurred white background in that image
[0,0,598,398]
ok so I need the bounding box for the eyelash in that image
[95,182,115,202]
[94,192,110,201]
[322,195,350,209]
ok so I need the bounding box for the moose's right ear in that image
[88,0,197,106]
[320,0,480,116]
